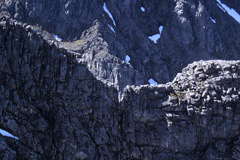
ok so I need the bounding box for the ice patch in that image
[149,78,158,86]
[216,0,240,23]
[148,26,163,43]
[0,128,18,140]
[108,24,115,33]
[210,17,216,23]
[125,55,130,62]
[53,34,62,41]
[141,7,145,12]
[103,2,116,26]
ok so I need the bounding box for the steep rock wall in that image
[1,0,240,91]
[0,19,119,159]
[0,19,240,159]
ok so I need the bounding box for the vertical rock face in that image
[0,20,119,159]
[1,0,240,90]
[0,0,240,159]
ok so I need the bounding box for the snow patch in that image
[148,34,160,43]
[217,3,226,12]
[125,55,130,62]
[103,2,116,26]
[216,0,240,23]
[141,7,145,12]
[149,78,158,86]
[148,26,164,43]
[0,128,18,140]
[210,17,216,23]
[159,26,163,34]
[53,34,62,41]
[107,24,115,33]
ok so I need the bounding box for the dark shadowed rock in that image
[0,0,240,159]
[1,0,240,88]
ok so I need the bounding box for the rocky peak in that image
[2,0,240,91]
[0,0,240,159]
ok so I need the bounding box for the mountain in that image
[0,0,240,159]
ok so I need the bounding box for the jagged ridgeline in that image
[0,0,240,159]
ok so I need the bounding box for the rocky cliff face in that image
[1,0,240,91]
[0,0,240,159]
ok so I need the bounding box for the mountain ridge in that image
[0,0,240,159]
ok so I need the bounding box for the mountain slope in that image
[0,0,240,159]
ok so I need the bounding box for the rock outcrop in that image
[1,0,240,90]
[0,0,240,159]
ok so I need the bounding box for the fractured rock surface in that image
[1,0,240,89]
[0,0,240,159]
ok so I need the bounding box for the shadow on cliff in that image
[0,18,121,159]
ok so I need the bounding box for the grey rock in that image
[0,0,240,160]
[0,136,16,160]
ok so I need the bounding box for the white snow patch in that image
[148,26,164,43]
[125,55,130,62]
[103,2,116,26]
[216,0,240,23]
[0,128,18,140]
[53,34,62,41]
[149,78,158,86]
[148,34,160,43]
[217,3,226,12]
[141,7,145,12]
[210,17,216,23]
[159,26,163,34]
[107,24,115,33]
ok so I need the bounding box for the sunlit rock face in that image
[1,0,240,88]
[0,0,240,159]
